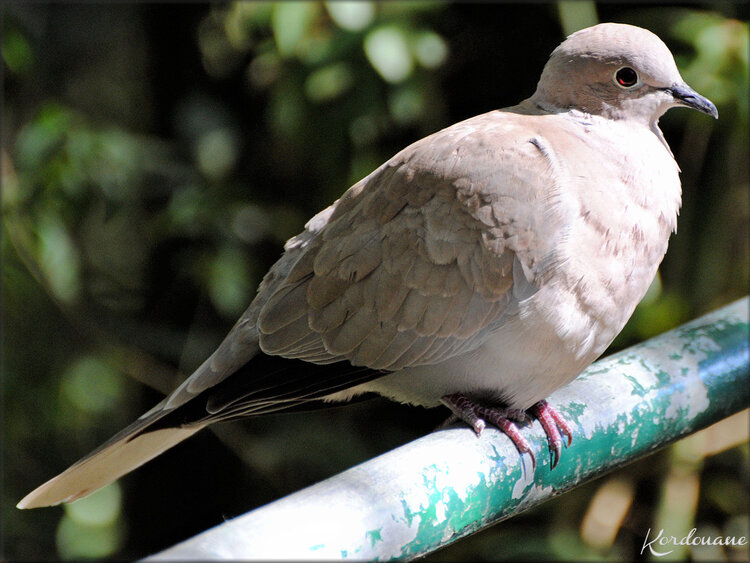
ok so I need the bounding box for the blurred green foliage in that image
[2,2,748,560]
[56,484,125,560]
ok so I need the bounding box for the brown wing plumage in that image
[254,110,562,371]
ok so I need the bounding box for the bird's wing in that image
[253,110,566,372]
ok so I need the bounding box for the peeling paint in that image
[366,528,383,547]
[511,465,534,499]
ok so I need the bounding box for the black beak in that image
[667,82,718,119]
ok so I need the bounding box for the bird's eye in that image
[614,67,639,88]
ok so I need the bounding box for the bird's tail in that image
[17,345,381,509]
[17,404,204,509]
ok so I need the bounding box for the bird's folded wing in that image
[252,110,566,372]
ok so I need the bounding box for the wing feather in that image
[250,110,566,374]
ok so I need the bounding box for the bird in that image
[18,22,717,509]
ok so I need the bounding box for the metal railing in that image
[147,297,749,560]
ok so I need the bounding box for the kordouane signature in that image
[641,527,748,557]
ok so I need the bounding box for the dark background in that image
[3,2,748,560]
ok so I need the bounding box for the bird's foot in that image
[439,393,573,470]
[530,399,573,469]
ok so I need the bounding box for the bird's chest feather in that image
[524,119,681,363]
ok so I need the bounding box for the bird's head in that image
[532,22,718,124]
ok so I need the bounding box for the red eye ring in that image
[615,67,639,88]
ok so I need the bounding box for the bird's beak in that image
[667,82,718,119]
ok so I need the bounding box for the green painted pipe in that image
[147,297,749,560]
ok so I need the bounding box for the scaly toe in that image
[440,393,537,469]
[440,393,486,435]
[530,400,574,468]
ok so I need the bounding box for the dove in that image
[18,22,717,509]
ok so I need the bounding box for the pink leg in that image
[440,393,486,434]
[440,394,574,470]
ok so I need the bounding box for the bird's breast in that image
[528,117,682,363]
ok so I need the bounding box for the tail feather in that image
[17,351,382,509]
[17,416,203,509]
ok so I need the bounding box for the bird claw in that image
[530,399,574,468]
[440,393,573,470]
